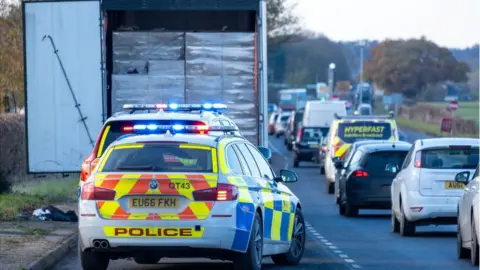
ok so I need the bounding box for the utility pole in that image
[359,40,365,84]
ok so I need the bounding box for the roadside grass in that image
[396,117,478,138]
[422,101,479,125]
[0,176,78,221]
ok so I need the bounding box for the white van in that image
[302,101,347,130]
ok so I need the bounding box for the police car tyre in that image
[399,200,415,236]
[457,223,469,259]
[134,255,160,264]
[471,216,479,265]
[79,241,109,270]
[391,209,400,233]
[287,143,293,151]
[271,208,306,265]
[234,211,263,270]
[320,166,325,175]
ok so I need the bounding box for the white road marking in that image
[306,223,362,269]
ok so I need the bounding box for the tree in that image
[0,0,23,110]
[363,37,470,98]
[267,0,300,47]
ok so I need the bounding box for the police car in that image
[80,103,240,183]
[78,125,305,270]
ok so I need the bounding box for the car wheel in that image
[326,181,334,194]
[391,208,400,233]
[399,201,415,236]
[234,211,263,270]
[344,197,358,217]
[134,256,160,264]
[276,133,280,138]
[79,241,109,270]
[287,143,293,151]
[471,215,479,266]
[457,222,469,259]
[284,138,287,145]
[320,166,325,175]
[271,208,306,265]
[293,158,299,168]
[338,201,346,216]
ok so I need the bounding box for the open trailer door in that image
[23,0,103,173]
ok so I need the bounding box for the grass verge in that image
[0,176,78,221]
[396,117,478,138]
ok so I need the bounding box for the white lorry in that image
[22,0,268,173]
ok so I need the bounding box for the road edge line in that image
[27,233,78,270]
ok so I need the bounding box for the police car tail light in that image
[192,183,239,201]
[80,153,96,182]
[122,126,134,132]
[353,170,368,177]
[81,182,116,201]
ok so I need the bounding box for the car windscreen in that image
[97,120,205,157]
[364,150,409,176]
[337,121,392,143]
[280,115,290,123]
[421,147,479,169]
[359,107,370,115]
[101,144,213,173]
[294,112,304,124]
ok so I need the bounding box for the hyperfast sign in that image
[339,122,391,140]
[103,227,204,238]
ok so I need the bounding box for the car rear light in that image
[410,207,423,212]
[414,151,422,168]
[321,146,327,153]
[80,153,96,182]
[192,183,239,201]
[81,182,116,200]
[90,158,100,172]
[296,129,303,142]
[353,170,368,177]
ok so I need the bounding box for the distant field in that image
[422,101,479,124]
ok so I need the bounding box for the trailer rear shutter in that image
[101,0,259,11]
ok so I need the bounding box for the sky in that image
[295,0,479,48]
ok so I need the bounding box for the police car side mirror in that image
[275,169,298,183]
[257,146,272,160]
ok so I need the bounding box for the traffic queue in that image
[77,103,306,270]
[270,99,480,267]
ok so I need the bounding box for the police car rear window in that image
[101,144,213,173]
[337,121,392,143]
[97,120,205,157]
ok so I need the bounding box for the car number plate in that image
[129,197,179,208]
[444,181,465,189]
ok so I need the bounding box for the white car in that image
[456,165,479,265]
[391,138,479,236]
[78,128,305,270]
[275,112,291,137]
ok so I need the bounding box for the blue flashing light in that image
[203,103,213,109]
[147,124,158,130]
[134,124,147,130]
[169,103,178,110]
[212,103,227,109]
[172,124,184,130]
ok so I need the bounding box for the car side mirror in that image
[455,171,470,184]
[275,169,298,183]
[385,163,399,174]
[257,146,272,160]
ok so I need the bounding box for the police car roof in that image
[357,142,412,153]
[106,111,230,123]
[110,133,223,148]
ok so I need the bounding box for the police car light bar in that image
[121,124,238,133]
[122,103,227,112]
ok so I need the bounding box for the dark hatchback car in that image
[335,142,411,217]
[332,140,412,204]
[285,109,304,151]
[293,126,327,167]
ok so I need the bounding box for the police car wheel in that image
[79,241,109,270]
[287,143,293,151]
[271,209,305,265]
[234,211,263,270]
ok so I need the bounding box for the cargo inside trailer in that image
[105,10,258,143]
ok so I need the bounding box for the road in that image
[54,129,473,270]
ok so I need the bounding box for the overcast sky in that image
[295,0,479,48]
